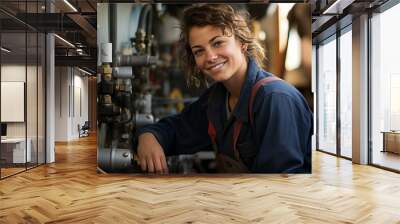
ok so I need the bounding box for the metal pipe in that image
[112,67,134,78]
[138,5,152,33]
[115,55,158,66]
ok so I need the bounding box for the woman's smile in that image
[207,60,227,72]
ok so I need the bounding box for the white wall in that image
[71,72,89,138]
[1,65,36,137]
[1,65,26,81]
[1,65,26,140]
[55,67,69,141]
[55,67,89,141]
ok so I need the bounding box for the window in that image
[339,27,352,158]
[371,2,400,171]
[0,1,47,179]
[317,36,337,154]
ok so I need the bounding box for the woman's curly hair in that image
[179,4,266,87]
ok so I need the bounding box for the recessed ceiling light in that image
[54,34,75,48]
[323,0,354,15]
[63,0,78,12]
[78,67,92,76]
[1,47,11,53]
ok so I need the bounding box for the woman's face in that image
[189,25,247,82]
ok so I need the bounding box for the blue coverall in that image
[137,59,313,173]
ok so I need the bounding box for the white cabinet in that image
[1,138,32,163]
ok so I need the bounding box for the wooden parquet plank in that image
[1,134,400,223]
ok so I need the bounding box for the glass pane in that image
[38,32,45,165]
[312,45,317,151]
[339,29,352,158]
[1,31,27,177]
[317,36,337,154]
[27,31,38,169]
[371,4,400,171]
[27,0,39,169]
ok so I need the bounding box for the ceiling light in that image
[63,0,78,12]
[323,0,355,15]
[54,34,75,48]
[78,67,93,76]
[1,47,11,53]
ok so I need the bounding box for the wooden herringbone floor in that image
[1,135,400,223]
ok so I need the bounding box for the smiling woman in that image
[136,4,313,174]
[188,25,247,87]
[180,4,265,88]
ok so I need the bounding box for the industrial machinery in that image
[97,4,157,173]
[97,4,216,174]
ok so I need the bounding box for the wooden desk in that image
[382,131,400,154]
[1,138,31,163]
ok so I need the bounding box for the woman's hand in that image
[137,133,169,174]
